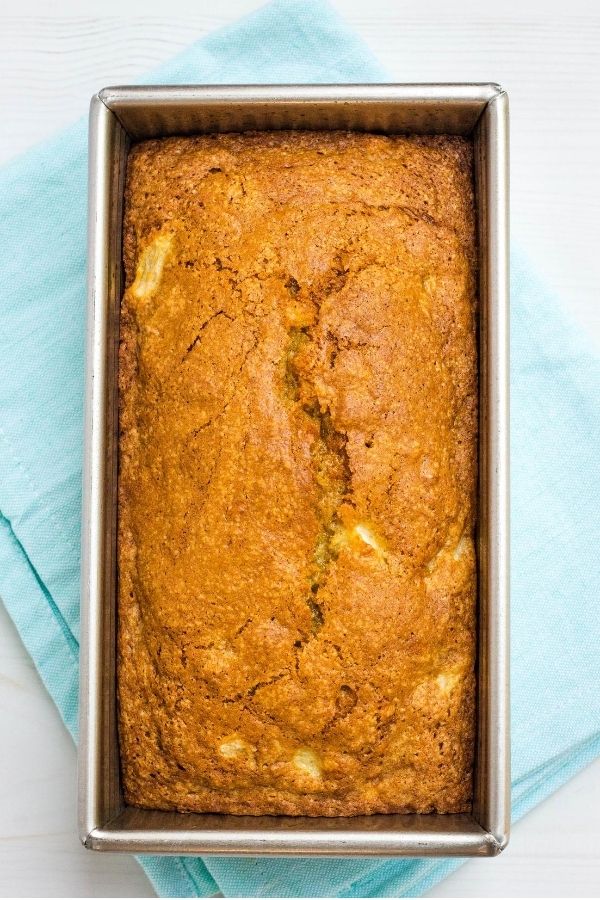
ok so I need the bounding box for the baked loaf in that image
[118,131,477,816]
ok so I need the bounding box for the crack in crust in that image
[283,308,353,646]
[183,309,234,359]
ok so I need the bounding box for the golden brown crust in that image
[118,131,477,816]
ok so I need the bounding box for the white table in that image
[1,1,599,896]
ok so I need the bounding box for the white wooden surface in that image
[1,0,599,896]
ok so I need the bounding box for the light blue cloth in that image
[0,0,599,895]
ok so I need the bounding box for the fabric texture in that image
[0,0,598,895]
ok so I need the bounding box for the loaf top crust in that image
[118,131,477,816]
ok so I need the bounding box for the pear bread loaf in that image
[118,130,477,816]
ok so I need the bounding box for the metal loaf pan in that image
[79,84,510,856]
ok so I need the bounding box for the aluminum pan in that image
[80,84,509,856]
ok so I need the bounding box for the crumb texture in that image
[118,131,477,816]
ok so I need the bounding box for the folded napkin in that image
[1,0,599,896]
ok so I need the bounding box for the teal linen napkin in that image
[1,0,599,896]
